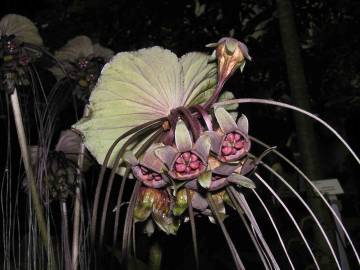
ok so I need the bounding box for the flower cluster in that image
[49,35,113,102]
[126,107,255,234]
[25,130,92,203]
[0,14,43,92]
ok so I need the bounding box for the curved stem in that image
[190,105,213,131]
[178,107,201,140]
[203,80,225,111]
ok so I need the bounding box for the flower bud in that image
[207,37,251,86]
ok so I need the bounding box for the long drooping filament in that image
[90,118,165,244]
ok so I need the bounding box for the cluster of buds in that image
[126,107,256,234]
[44,151,78,202]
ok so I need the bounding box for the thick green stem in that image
[10,89,56,269]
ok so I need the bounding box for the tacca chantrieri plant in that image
[73,37,360,269]
[73,37,271,268]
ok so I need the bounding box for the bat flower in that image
[0,14,43,90]
[155,120,211,181]
[72,46,219,173]
[49,35,113,101]
[124,144,169,188]
[206,37,251,85]
[134,187,179,235]
[25,130,91,202]
[206,107,251,162]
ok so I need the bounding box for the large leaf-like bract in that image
[0,14,43,45]
[73,46,217,171]
[49,35,114,80]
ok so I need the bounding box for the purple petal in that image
[238,41,252,61]
[141,145,165,173]
[175,120,193,152]
[227,174,256,189]
[132,165,168,188]
[213,163,240,176]
[209,177,228,191]
[214,107,238,133]
[123,151,139,166]
[155,146,178,169]
[237,114,249,134]
[240,158,256,175]
[193,135,211,162]
[203,131,223,155]
[185,179,198,190]
[191,192,208,211]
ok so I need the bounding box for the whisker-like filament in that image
[98,125,162,246]
[112,128,164,246]
[252,189,296,270]
[90,118,164,243]
[254,172,320,269]
[232,190,280,270]
[250,135,360,264]
[121,181,141,263]
[226,186,272,269]
[207,193,246,270]
[186,188,200,270]
[256,160,341,269]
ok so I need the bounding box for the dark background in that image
[1,0,360,269]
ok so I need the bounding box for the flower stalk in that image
[10,88,56,269]
[71,106,89,270]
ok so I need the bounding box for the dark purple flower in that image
[125,144,169,188]
[155,120,211,181]
[205,107,251,162]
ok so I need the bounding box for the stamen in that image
[174,152,204,176]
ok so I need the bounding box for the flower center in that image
[174,151,204,175]
[77,58,89,69]
[140,166,163,182]
[221,132,245,159]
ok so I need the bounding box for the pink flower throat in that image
[174,152,204,175]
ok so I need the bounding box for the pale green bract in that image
[0,14,43,46]
[73,46,219,170]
